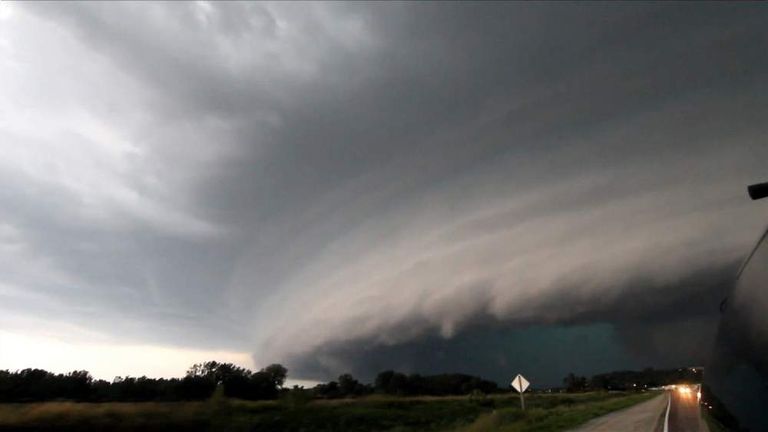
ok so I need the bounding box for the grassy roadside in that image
[451,392,660,432]
[702,410,729,432]
[0,391,660,432]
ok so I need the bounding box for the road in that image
[569,393,667,432]
[667,386,708,432]
[569,387,708,432]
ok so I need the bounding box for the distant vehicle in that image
[704,182,768,431]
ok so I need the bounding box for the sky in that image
[1,2,768,387]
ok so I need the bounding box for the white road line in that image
[663,391,672,432]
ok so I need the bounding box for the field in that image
[0,391,658,432]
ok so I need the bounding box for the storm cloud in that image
[1,2,768,384]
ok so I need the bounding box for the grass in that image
[452,392,659,432]
[0,401,213,431]
[702,409,729,432]
[0,391,660,432]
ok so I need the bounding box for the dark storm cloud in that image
[283,259,738,385]
[2,2,768,382]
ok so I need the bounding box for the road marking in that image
[663,391,672,432]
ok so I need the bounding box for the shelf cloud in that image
[1,2,767,383]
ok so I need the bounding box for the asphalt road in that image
[667,386,707,432]
[569,393,667,432]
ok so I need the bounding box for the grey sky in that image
[1,2,767,384]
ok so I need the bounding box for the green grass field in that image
[0,391,659,432]
[452,392,658,432]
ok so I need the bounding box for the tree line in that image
[0,362,701,402]
[313,371,499,399]
[0,363,501,402]
[563,366,703,392]
[0,361,286,403]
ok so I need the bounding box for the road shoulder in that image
[569,393,668,432]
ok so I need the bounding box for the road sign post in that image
[511,374,530,410]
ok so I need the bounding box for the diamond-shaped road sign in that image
[511,374,530,393]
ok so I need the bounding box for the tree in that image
[563,372,588,392]
[62,370,92,400]
[313,380,341,399]
[373,371,497,396]
[191,362,289,400]
[261,364,287,388]
[186,361,251,384]
[338,373,359,396]
[375,370,410,395]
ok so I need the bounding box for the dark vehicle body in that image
[705,183,768,431]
